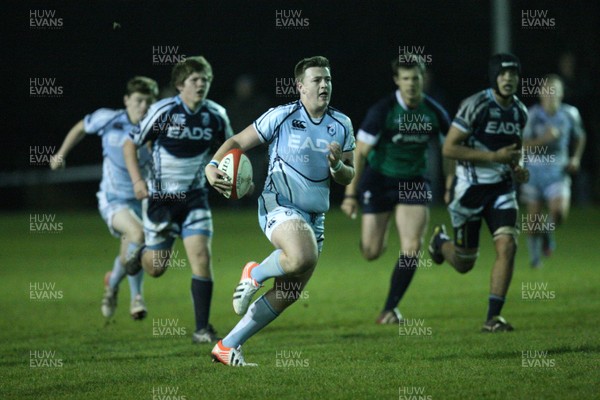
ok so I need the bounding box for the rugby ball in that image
[218,149,253,200]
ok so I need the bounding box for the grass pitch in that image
[1,206,599,399]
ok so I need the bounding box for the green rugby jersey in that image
[357,91,450,178]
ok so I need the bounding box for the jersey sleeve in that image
[517,100,529,134]
[219,108,234,140]
[83,108,119,136]
[130,99,172,146]
[565,105,586,140]
[425,95,451,143]
[211,104,235,153]
[341,116,356,152]
[253,106,286,143]
[452,92,485,135]
[357,101,387,146]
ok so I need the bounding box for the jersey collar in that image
[177,95,205,115]
[395,90,422,111]
[486,88,515,110]
[300,100,327,125]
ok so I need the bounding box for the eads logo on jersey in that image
[484,121,520,135]
[486,107,521,134]
[289,134,330,153]
[163,113,213,140]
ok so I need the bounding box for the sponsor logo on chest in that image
[165,112,213,140]
[484,107,521,135]
[288,133,330,153]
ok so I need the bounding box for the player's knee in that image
[360,243,383,261]
[146,264,166,278]
[143,250,169,277]
[130,229,144,245]
[455,260,475,274]
[190,252,210,269]
[284,251,317,275]
[122,228,144,246]
[401,242,421,257]
[454,250,478,273]
[494,228,518,259]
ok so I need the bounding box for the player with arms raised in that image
[429,54,529,332]
[124,56,233,343]
[50,76,158,320]
[206,56,355,366]
[341,56,450,324]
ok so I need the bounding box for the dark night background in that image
[2,0,598,210]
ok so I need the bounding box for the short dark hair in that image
[294,56,330,82]
[392,55,425,77]
[126,76,159,97]
[171,56,213,88]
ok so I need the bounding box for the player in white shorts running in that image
[50,76,158,320]
[206,56,355,366]
[520,74,586,267]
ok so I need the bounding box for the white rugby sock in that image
[222,295,279,348]
[127,270,144,301]
[108,257,126,289]
[250,249,285,283]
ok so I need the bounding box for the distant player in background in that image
[521,74,586,268]
[428,53,529,332]
[50,76,158,320]
[341,57,450,324]
[124,56,233,343]
[206,56,355,366]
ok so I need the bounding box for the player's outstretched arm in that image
[205,124,262,194]
[341,140,370,219]
[443,125,520,165]
[50,120,86,170]
[123,139,148,200]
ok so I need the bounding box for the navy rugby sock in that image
[487,295,505,321]
[383,255,417,311]
[191,275,213,331]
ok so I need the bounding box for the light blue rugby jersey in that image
[130,96,233,193]
[254,100,355,213]
[84,108,151,200]
[523,103,585,175]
